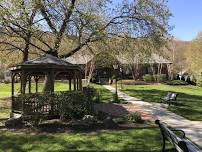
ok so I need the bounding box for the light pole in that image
[113,64,119,102]
[120,67,123,89]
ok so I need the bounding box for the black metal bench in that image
[160,92,178,105]
[155,120,202,152]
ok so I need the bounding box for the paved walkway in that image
[103,85,202,146]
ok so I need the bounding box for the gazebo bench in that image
[160,92,178,105]
[155,120,202,152]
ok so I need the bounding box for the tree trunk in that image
[23,41,30,62]
[43,72,55,92]
[87,61,95,85]
[129,64,135,80]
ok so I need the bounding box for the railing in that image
[11,91,88,118]
[12,96,23,113]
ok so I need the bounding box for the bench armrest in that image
[171,129,186,138]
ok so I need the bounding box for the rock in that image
[5,118,23,128]
[82,115,97,123]
[103,117,118,129]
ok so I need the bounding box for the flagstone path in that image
[102,85,202,146]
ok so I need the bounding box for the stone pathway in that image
[94,103,155,121]
[103,85,202,146]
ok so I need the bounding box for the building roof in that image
[150,53,172,64]
[66,52,172,65]
[117,53,172,64]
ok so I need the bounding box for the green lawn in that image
[0,128,164,152]
[120,84,202,121]
[0,98,10,119]
[90,83,113,102]
[0,81,70,98]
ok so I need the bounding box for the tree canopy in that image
[0,0,171,65]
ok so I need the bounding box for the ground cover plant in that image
[120,84,202,120]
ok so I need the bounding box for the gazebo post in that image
[74,71,76,91]
[76,77,79,90]
[69,79,72,91]
[11,73,15,116]
[34,76,39,93]
[79,73,82,90]
[21,71,27,94]
[11,74,15,97]
[28,76,31,94]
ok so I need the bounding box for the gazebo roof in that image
[24,54,72,66]
[10,54,81,71]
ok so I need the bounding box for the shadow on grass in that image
[122,88,202,120]
[0,128,167,152]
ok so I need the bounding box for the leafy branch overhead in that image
[0,0,171,64]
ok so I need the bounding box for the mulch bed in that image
[0,119,156,134]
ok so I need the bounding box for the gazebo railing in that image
[11,92,66,116]
[12,96,23,113]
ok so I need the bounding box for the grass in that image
[0,128,164,152]
[120,84,202,121]
[0,81,70,98]
[0,98,10,119]
[91,83,113,102]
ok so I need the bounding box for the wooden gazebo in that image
[10,54,82,116]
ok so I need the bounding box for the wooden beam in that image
[69,79,72,91]
[74,71,76,91]
[28,76,31,94]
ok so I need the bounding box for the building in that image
[65,51,172,84]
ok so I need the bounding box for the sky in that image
[167,0,202,41]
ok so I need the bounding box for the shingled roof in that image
[117,53,172,64]
[24,54,72,66]
[66,52,172,65]
[10,54,81,71]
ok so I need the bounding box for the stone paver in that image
[103,85,202,146]
[94,103,155,121]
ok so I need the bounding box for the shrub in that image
[143,74,153,82]
[196,77,202,87]
[58,91,91,119]
[166,80,188,85]
[3,79,10,84]
[21,91,94,125]
[83,86,99,102]
[153,74,167,82]
[125,112,143,123]
[0,71,4,80]
[113,112,143,124]
[118,80,147,85]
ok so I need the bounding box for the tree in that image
[35,0,171,58]
[0,0,44,62]
[185,32,202,76]
[0,0,171,92]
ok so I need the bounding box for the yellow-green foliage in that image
[185,33,202,75]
